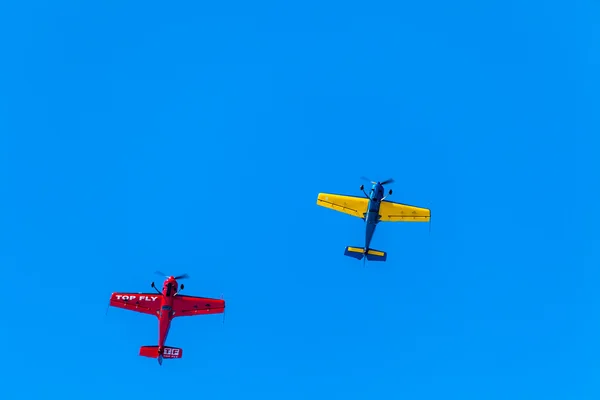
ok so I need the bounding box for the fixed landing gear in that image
[151,281,162,295]
[360,185,370,198]
[180,284,184,290]
[381,189,393,201]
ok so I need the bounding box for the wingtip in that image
[429,215,432,234]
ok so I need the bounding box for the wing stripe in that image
[318,198,360,213]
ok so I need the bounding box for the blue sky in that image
[0,1,598,399]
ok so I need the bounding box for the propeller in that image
[155,271,190,280]
[360,176,394,185]
[360,176,375,184]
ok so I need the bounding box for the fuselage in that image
[364,183,385,250]
[157,277,179,353]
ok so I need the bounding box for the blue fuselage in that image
[364,183,385,250]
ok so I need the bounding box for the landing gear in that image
[151,282,162,295]
[180,284,184,290]
[360,185,369,198]
[382,189,393,202]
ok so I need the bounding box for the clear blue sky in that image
[0,1,597,399]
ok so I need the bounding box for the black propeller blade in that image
[360,177,394,185]
[154,271,190,280]
[360,176,376,184]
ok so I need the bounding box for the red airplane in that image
[109,272,225,365]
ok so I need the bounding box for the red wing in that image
[109,292,161,316]
[172,295,225,317]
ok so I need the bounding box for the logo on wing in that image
[115,295,159,302]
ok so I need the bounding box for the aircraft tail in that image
[344,246,387,262]
[139,346,183,366]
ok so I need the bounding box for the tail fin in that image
[344,246,387,262]
[140,346,183,365]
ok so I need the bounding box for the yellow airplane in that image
[317,177,430,262]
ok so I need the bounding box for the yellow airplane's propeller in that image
[360,176,395,185]
[360,177,394,196]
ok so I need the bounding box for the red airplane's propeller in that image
[360,176,394,185]
[152,271,189,293]
[155,271,190,280]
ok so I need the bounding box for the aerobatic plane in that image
[317,177,430,262]
[108,272,225,365]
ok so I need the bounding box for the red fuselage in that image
[156,277,179,353]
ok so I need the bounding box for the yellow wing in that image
[379,200,430,222]
[316,193,368,218]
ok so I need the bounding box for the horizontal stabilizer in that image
[139,346,183,359]
[344,246,387,262]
